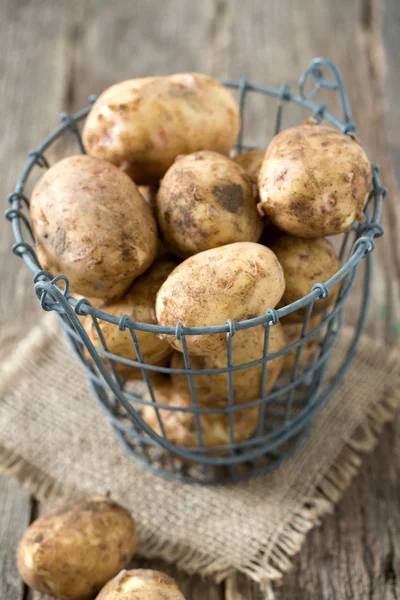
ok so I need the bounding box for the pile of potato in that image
[17,495,185,599]
[30,72,372,458]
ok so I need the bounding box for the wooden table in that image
[1,1,400,598]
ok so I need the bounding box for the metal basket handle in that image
[298,57,355,134]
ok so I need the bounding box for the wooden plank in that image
[0,0,73,339]
[225,572,264,600]
[0,477,32,600]
[273,412,400,600]
[383,0,400,174]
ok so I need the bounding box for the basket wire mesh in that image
[6,58,386,484]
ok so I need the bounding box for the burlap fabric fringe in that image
[0,316,399,593]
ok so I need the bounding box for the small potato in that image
[142,379,259,449]
[155,242,285,356]
[30,156,158,301]
[17,496,137,600]
[170,323,286,406]
[234,149,265,184]
[282,315,322,372]
[83,73,239,185]
[96,569,185,600]
[258,123,373,237]
[271,235,340,321]
[156,151,263,257]
[83,259,177,378]
[138,185,158,213]
[234,150,283,245]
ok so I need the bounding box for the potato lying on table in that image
[30,155,157,301]
[83,259,177,379]
[271,235,340,321]
[96,569,186,600]
[170,323,286,406]
[258,123,373,237]
[282,315,322,372]
[156,242,285,356]
[83,73,239,185]
[142,379,259,450]
[157,151,263,257]
[17,495,137,600]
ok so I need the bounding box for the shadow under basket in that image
[6,57,387,484]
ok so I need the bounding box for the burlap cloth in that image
[1,316,400,594]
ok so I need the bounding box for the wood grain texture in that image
[0,0,72,339]
[274,412,400,599]
[0,478,32,600]
[1,0,400,599]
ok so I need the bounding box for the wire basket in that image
[6,57,387,484]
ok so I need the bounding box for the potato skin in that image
[16,496,137,600]
[30,155,158,301]
[234,149,265,184]
[95,569,185,600]
[83,73,240,185]
[170,323,286,406]
[258,123,372,237]
[142,379,259,449]
[138,185,158,213]
[156,151,263,257]
[83,259,177,378]
[234,149,282,244]
[271,235,340,321]
[282,315,322,372]
[155,242,285,356]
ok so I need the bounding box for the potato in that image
[138,185,158,213]
[156,151,263,257]
[96,569,185,600]
[234,150,283,246]
[234,148,265,184]
[142,379,259,449]
[170,323,286,406]
[155,242,285,356]
[258,123,373,237]
[271,235,340,321]
[82,73,240,185]
[16,496,137,600]
[83,259,177,378]
[30,155,157,301]
[282,315,322,372]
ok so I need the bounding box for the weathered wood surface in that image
[1,0,400,598]
[0,478,32,600]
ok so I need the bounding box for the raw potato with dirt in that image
[83,259,177,378]
[282,315,322,372]
[271,235,340,321]
[258,122,372,237]
[142,378,259,450]
[170,323,286,405]
[155,242,285,356]
[95,569,186,599]
[83,73,240,185]
[30,155,158,301]
[156,151,263,257]
[234,148,266,185]
[16,496,137,599]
